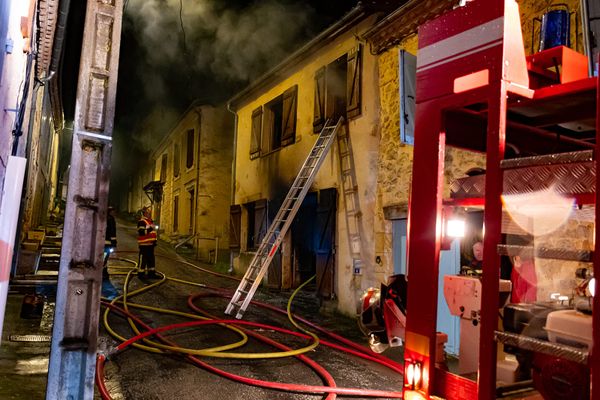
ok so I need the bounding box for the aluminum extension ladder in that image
[225,117,344,319]
[336,125,364,274]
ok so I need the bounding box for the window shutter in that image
[229,205,241,249]
[346,45,362,119]
[254,199,268,246]
[281,85,297,146]
[250,106,262,159]
[313,67,326,133]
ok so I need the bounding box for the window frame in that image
[186,129,195,170]
[251,85,298,158]
[173,142,181,178]
[159,153,168,183]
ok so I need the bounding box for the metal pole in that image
[46,1,123,399]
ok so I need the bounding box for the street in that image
[0,216,404,400]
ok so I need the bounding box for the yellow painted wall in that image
[234,16,381,315]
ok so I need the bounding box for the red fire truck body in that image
[403,0,600,399]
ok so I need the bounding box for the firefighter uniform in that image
[137,209,158,278]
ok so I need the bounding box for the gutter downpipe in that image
[194,108,202,260]
[227,102,238,274]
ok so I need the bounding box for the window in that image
[250,86,297,157]
[173,195,179,232]
[186,129,194,169]
[173,143,180,177]
[160,154,168,182]
[313,45,362,133]
[263,85,297,153]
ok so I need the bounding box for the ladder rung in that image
[226,117,343,319]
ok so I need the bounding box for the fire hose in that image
[96,254,404,399]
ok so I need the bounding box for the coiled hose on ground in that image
[96,253,404,399]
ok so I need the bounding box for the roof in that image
[228,3,374,110]
[362,0,455,54]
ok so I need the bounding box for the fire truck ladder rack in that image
[336,123,364,273]
[225,117,344,319]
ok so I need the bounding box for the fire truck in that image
[397,0,599,399]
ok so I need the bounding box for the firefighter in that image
[101,206,119,300]
[137,206,158,279]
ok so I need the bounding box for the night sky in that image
[59,1,359,203]
[106,0,356,202]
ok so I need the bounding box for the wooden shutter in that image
[346,45,362,119]
[313,67,326,132]
[281,85,297,146]
[229,205,241,249]
[316,188,336,299]
[254,199,268,246]
[250,106,262,159]
[173,195,179,232]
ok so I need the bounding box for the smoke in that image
[112,0,340,196]
[125,0,315,89]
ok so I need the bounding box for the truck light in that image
[406,363,415,386]
[405,361,422,390]
[446,219,465,238]
[413,362,422,388]
[589,278,595,297]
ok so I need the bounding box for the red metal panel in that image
[593,55,600,400]
[478,82,506,400]
[405,100,446,396]
[418,0,503,48]
[433,368,478,399]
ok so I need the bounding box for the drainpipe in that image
[227,102,238,273]
[48,0,71,77]
[194,108,202,259]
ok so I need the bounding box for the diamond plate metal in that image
[450,151,596,199]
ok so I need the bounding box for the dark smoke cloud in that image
[112,0,351,200]
[126,0,314,98]
[117,0,325,154]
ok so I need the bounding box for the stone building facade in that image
[130,103,233,262]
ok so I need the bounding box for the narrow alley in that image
[2,0,599,399]
[1,215,404,399]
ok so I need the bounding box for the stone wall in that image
[374,35,486,280]
[534,217,593,301]
[518,0,583,56]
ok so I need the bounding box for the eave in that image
[362,0,455,54]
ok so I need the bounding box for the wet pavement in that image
[1,217,405,399]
